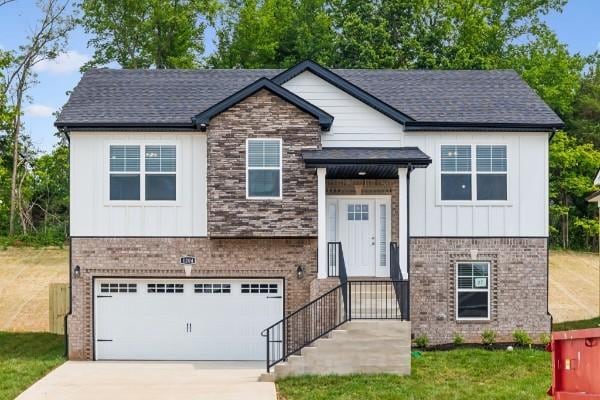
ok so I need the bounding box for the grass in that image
[553,316,600,331]
[277,348,550,400]
[0,247,68,332]
[0,332,65,400]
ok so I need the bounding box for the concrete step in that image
[266,320,412,380]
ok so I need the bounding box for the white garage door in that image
[94,278,283,361]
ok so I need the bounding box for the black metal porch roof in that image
[302,147,431,179]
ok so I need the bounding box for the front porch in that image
[302,147,431,281]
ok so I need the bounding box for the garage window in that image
[100,283,137,293]
[194,283,231,294]
[147,283,184,293]
[241,283,278,294]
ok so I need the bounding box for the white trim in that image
[455,261,491,321]
[398,168,408,277]
[245,138,283,200]
[317,168,327,279]
[104,140,181,206]
[436,143,511,206]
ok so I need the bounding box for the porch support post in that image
[398,168,408,277]
[317,168,327,279]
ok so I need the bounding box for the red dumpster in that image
[548,328,600,399]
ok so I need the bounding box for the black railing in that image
[262,279,409,372]
[390,242,410,321]
[327,242,343,278]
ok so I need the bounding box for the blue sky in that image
[0,0,599,153]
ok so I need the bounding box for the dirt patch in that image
[0,247,68,332]
[549,250,599,323]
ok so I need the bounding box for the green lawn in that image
[553,316,600,332]
[277,348,550,400]
[0,332,65,400]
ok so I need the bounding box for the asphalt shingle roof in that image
[55,68,563,127]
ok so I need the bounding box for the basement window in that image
[456,262,490,320]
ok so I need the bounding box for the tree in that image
[79,0,218,69]
[566,56,600,146]
[549,131,600,249]
[209,0,333,68]
[1,0,75,236]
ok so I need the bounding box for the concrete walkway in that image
[17,361,276,400]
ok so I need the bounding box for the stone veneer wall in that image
[326,179,399,243]
[207,89,321,237]
[410,237,550,344]
[68,237,317,360]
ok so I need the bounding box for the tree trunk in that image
[8,82,24,236]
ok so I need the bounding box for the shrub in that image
[452,333,465,345]
[513,329,532,346]
[539,333,551,346]
[414,335,429,348]
[481,329,496,346]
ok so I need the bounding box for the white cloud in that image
[24,104,56,118]
[33,50,90,74]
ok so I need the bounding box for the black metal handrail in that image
[327,242,341,278]
[390,242,410,320]
[262,278,409,372]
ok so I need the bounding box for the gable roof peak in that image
[192,77,334,131]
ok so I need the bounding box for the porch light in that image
[74,265,81,278]
[296,265,305,279]
[358,171,367,176]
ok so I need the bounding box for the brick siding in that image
[410,237,551,344]
[68,237,317,360]
[207,89,321,237]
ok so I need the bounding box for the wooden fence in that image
[49,283,69,334]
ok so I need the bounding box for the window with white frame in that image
[145,145,176,200]
[440,144,507,201]
[441,145,472,201]
[476,145,507,200]
[247,139,281,198]
[456,261,490,320]
[109,144,176,202]
[110,145,141,201]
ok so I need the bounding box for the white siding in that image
[405,132,548,237]
[282,71,404,147]
[70,131,207,236]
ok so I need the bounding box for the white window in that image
[476,145,507,200]
[241,283,278,294]
[145,145,176,201]
[147,283,184,293]
[246,139,282,199]
[379,204,387,266]
[109,144,177,202]
[194,283,231,294]
[456,261,490,320]
[100,283,137,293]
[440,144,507,202]
[109,145,141,201]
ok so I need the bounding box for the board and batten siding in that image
[405,132,549,237]
[70,132,207,236]
[282,71,404,147]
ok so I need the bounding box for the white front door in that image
[94,278,283,361]
[339,199,376,276]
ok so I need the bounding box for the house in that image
[55,60,561,374]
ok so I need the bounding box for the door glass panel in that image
[347,203,369,221]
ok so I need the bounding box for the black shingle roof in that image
[55,68,563,128]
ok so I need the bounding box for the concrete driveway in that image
[16,361,276,400]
